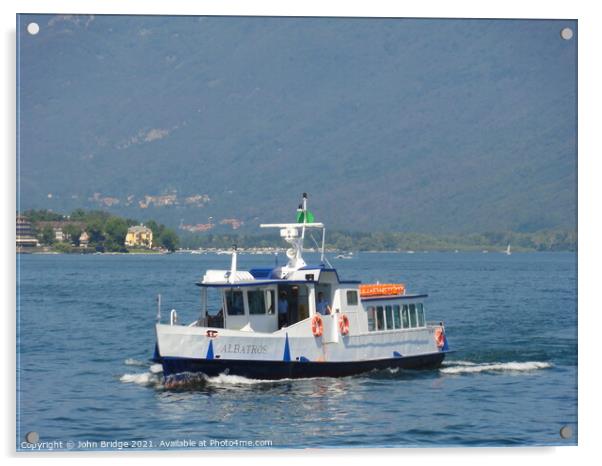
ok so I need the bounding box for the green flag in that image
[297,210,315,223]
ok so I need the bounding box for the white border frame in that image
[4,1,598,465]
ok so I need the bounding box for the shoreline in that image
[17,248,575,255]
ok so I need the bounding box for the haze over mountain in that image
[17,15,577,234]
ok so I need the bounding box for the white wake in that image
[120,359,164,387]
[204,373,288,385]
[124,358,148,367]
[440,360,553,375]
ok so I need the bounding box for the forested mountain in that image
[18,15,577,234]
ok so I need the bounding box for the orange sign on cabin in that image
[359,284,405,297]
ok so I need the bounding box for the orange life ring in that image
[434,327,445,348]
[339,314,350,335]
[311,314,323,337]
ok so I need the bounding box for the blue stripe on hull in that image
[160,352,447,380]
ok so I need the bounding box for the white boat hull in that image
[154,318,450,381]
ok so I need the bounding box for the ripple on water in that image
[18,252,577,448]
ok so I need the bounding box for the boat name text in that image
[220,343,268,354]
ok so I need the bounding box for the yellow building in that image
[125,225,153,248]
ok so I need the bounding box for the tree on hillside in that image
[71,209,111,225]
[62,223,82,245]
[104,216,129,252]
[23,209,64,222]
[40,226,55,245]
[86,219,105,245]
[145,219,162,240]
[70,208,86,220]
[105,217,128,245]
[159,228,179,252]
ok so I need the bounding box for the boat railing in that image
[272,314,314,333]
[427,321,445,328]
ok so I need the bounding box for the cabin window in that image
[265,290,275,314]
[248,290,266,315]
[402,305,409,328]
[346,290,358,306]
[409,304,417,328]
[393,305,401,329]
[226,290,244,316]
[385,305,393,330]
[376,306,385,331]
[367,306,376,331]
[417,303,425,327]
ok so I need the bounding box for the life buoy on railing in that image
[311,314,323,337]
[339,314,350,336]
[434,327,445,348]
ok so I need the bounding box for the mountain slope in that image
[17,15,577,233]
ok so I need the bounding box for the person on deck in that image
[278,291,289,328]
[316,292,332,315]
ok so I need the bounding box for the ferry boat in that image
[153,194,450,382]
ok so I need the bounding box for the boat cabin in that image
[191,196,430,336]
[197,263,358,333]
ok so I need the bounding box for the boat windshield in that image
[203,287,225,328]
[225,290,244,316]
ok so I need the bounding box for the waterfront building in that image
[125,225,153,248]
[79,231,90,249]
[16,215,39,248]
[54,227,65,242]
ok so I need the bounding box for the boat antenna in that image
[259,193,324,274]
[228,244,238,284]
[309,231,332,268]
[301,192,308,240]
[321,226,326,264]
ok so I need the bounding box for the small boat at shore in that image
[152,194,451,383]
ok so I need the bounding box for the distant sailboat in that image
[505,244,511,255]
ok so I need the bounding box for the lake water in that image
[16,251,577,450]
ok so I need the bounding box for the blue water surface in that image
[16,252,577,449]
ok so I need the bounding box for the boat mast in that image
[260,193,324,276]
[228,244,238,284]
[320,227,326,264]
[301,192,308,241]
